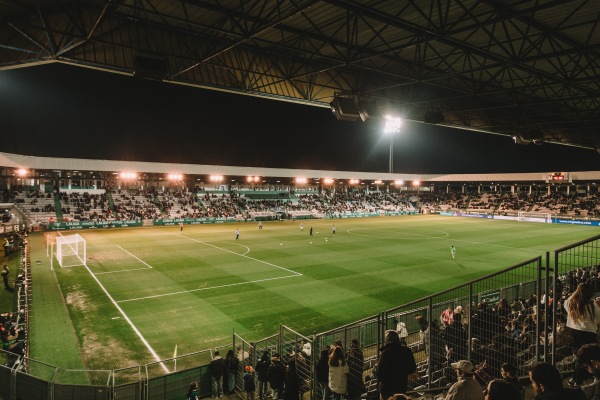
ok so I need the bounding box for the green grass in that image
[28,215,598,372]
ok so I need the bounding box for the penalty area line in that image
[82,263,170,373]
[117,274,300,303]
[177,234,303,276]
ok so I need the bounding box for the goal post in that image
[55,234,87,268]
[517,211,552,223]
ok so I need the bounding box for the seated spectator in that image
[484,379,520,400]
[576,343,600,400]
[528,362,586,399]
[437,360,484,400]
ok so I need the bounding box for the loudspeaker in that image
[330,96,360,121]
[133,56,167,81]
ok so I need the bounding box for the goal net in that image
[517,211,552,223]
[55,234,87,268]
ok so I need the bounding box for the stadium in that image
[2,1,600,400]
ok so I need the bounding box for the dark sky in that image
[1,63,599,174]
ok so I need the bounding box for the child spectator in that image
[244,366,256,400]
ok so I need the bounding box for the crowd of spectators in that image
[3,188,600,225]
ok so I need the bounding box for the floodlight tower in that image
[384,116,402,173]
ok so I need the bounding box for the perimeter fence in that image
[2,234,599,399]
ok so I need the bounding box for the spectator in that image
[210,351,226,398]
[187,382,199,400]
[576,343,600,400]
[377,330,416,397]
[564,283,600,385]
[225,349,239,395]
[267,353,285,400]
[441,305,454,326]
[438,360,484,400]
[529,362,586,399]
[255,351,270,400]
[346,339,365,400]
[315,349,330,400]
[244,366,256,400]
[500,363,524,400]
[328,346,349,400]
[301,338,311,358]
[285,357,300,400]
[484,379,520,400]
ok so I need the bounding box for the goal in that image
[55,234,87,268]
[517,211,552,223]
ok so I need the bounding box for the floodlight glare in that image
[119,172,138,180]
[412,180,421,186]
[323,178,334,185]
[295,177,307,184]
[246,176,260,183]
[349,179,359,185]
[167,173,183,181]
[373,180,383,185]
[210,175,224,182]
[384,116,402,133]
[394,180,404,186]
[16,168,28,177]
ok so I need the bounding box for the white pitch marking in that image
[178,234,302,276]
[56,233,170,373]
[116,245,154,268]
[95,267,152,275]
[117,274,300,303]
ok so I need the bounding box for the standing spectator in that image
[3,238,9,256]
[244,366,256,400]
[443,313,468,363]
[396,321,408,346]
[439,360,484,400]
[346,339,365,400]
[441,306,454,326]
[528,362,586,400]
[315,349,330,400]
[328,346,349,400]
[377,330,416,398]
[414,313,428,343]
[187,382,199,400]
[267,353,285,400]
[285,358,300,400]
[255,351,270,400]
[1,265,9,289]
[225,349,240,395]
[300,338,311,358]
[564,283,600,385]
[210,351,226,398]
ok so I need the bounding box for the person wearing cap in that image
[441,360,484,400]
[528,362,586,400]
[377,330,416,398]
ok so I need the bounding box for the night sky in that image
[1,63,599,175]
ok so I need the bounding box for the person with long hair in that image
[187,382,199,400]
[328,346,349,400]
[315,349,330,400]
[564,282,600,385]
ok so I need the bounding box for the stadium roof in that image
[1,1,599,149]
[3,151,600,183]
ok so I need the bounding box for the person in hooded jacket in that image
[377,330,416,398]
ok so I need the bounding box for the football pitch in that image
[28,215,597,371]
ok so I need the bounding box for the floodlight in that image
[246,176,260,183]
[16,168,28,177]
[349,179,359,185]
[167,173,183,181]
[412,180,421,186]
[295,177,307,184]
[373,180,383,185]
[119,172,138,179]
[209,175,224,182]
[394,180,404,186]
[323,178,334,185]
[384,116,402,133]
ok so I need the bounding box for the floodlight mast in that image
[384,117,402,174]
